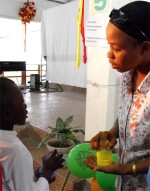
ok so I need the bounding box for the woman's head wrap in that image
[109,1,150,42]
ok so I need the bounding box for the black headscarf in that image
[109,1,150,42]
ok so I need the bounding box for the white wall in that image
[85,0,142,141]
[85,46,120,140]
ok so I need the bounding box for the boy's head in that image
[0,77,27,130]
[109,1,150,42]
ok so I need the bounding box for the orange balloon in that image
[91,177,103,191]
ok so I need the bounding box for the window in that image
[0,18,43,86]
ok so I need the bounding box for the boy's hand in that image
[42,149,64,171]
[39,150,65,184]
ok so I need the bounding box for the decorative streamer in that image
[24,23,27,52]
[76,0,87,68]
[18,1,36,51]
[80,0,87,64]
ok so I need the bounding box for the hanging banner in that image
[85,19,108,47]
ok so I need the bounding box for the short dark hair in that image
[0,77,16,111]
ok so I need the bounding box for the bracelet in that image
[132,163,136,175]
[37,166,56,181]
[37,166,44,178]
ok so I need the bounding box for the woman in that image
[85,1,150,190]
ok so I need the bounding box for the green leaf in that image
[38,134,53,147]
[64,116,73,127]
[47,126,53,129]
[59,134,68,146]
[64,133,76,140]
[56,117,65,131]
[72,129,85,135]
[39,116,85,148]
[72,139,81,145]
[51,128,59,135]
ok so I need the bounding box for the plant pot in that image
[46,140,74,159]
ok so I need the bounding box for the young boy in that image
[0,77,64,191]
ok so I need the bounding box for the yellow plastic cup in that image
[96,140,112,166]
[97,149,113,166]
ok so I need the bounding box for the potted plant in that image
[39,116,85,156]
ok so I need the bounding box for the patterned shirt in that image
[116,70,150,191]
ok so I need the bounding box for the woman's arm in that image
[85,156,150,175]
[121,157,150,175]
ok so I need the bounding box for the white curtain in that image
[41,1,87,88]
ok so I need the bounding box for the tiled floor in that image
[23,85,86,134]
[21,85,87,191]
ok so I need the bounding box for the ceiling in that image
[45,0,72,3]
[0,0,77,22]
[19,0,76,6]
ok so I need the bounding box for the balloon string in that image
[83,179,86,190]
[61,170,70,191]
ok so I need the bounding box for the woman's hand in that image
[84,155,123,175]
[90,119,119,151]
[90,131,117,150]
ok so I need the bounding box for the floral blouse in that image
[116,70,150,191]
